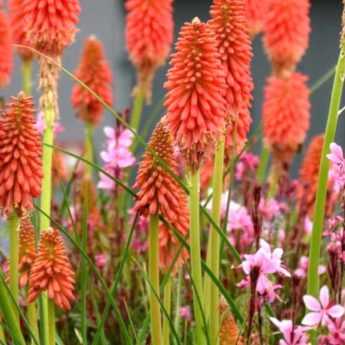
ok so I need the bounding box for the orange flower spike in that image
[125,0,173,100]
[0,4,13,87]
[19,216,37,288]
[263,73,310,165]
[165,18,227,170]
[9,0,33,60]
[133,118,189,235]
[28,228,75,311]
[209,0,253,113]
[72,36,113,127]
[245,0,267,37]
[0,93,43,215]
[263,0,310,75]
[23,0,81,57]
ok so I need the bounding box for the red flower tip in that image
[19,216,36,288]
[23,0,81,57]
[159,223,188,274]
[164,19,227,170]
[72,36,113,127]
[263,73,310,165]
[28,228,76,311]
[9,0,33,60]
[263,0,310,75]
[125,0,173,101]
[245,0,267,37]
[0,8,13,87]
[0,93,43,215]
[209,0,253,114]
[134,118,189,238]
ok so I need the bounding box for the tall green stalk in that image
[85,123,94,179]
[130,88,145,133]
[189,170,205,345]
[307,41,345,297]
[0,321,4,343]
[204,138,225,345]
[22,60,33,96]
[148,215,162,345]
[8,213,19,322]
[256,144,270,184]
[163,276,172,345]
[40,102,56,345]
[27,300,39,345]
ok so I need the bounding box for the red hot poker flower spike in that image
[19,216,36,288]
[263,73,310,166]
[28,228,76,311]
[209,0,253,114]
[125,0,173,101]
[72,36,113,127]
[0,93,43,215]
[0,6,13,87]
[9,0,33,61]
[133,118,189,243]
[263,0,310,75]
[165,18,227,170]
[245,0,267,37]
[23,0,81,57]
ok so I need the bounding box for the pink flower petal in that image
[327,305,345,319]
[303,295,321,312]
[302,312,322,326]
[319,286,330,308]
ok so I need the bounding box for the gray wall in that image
[1,0,344,157]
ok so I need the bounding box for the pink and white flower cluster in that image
[327,142,345,192]
[98,127,135,190]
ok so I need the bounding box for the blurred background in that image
[1,0,345,163]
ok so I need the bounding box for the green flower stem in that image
[130,88,145,134]
[163,276,172,345]
[48,301,55,345]
[148,215,162,345]
[84,123,94,179]
[204,137,225,345]
[256,143,270,184]
[307,44,345,297]
[174,269,182,334]
[22,59,32,96]
[40,103,55,345]
[0,277,26,345]
[0,321,5,343]
[189,169,205,345]
[27,300,39,345]
[8,213,19,322]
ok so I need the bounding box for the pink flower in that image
[259,198,281,221]
[327,143,345,191]
[304,216,313,235]
[180,306,192,321]
[36,112,64,134]
[326,318,345,345]
[270,318,310,345]
[302,286,345,327]
[294,256,326,279]
[95,254,107,268]
[235,152,259,180]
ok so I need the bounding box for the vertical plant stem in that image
[22,60,33,96]
[189,169,205,345]
[27,301,39,345]
[40,103,55,345]
[84,123,94,179]
[174,269,182,335]
[8,213,19,322]
[0,321,5,343]
[256,144,270,184]
[307,46,345,297]
[48,301,55,345]
[130,88,145,133]
[163,276,172,345]
[204,138,225,345]
[148,215,162,345]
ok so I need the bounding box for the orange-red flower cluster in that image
[125,0,173,100]
[165,18,227,169]
[0,5,13,87]
[28,228,75,311]
[245,0,267,37]
[9,0,32,60]
[133,118,189,268]
[263,0,310,75]
[19,216,36,288]
[72,36,113,127]
[219,300,243,345]
[0,93,42,214]
[263,73,310,165]
[22,0,81,56]
[209,0,253,114]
